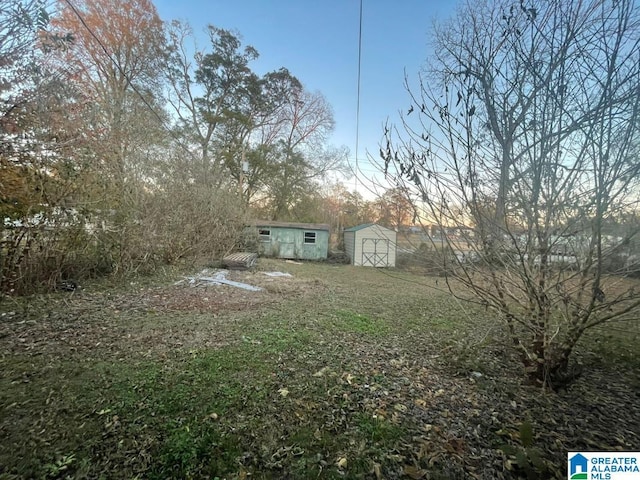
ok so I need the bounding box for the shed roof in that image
[254,220,330,231]
[344,223,395,233]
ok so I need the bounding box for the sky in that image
[154,0,460,193]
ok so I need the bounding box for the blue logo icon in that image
[569,453,588,479]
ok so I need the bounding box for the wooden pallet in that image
[222,252,258,270]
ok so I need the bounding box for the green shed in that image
[254,221,330,260]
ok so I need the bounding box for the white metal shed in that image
[343,223,397,267]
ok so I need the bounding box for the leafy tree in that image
[166,23,345,217]
[375,187,415,230]
[217,67,304,201]
[166,22,261,187]
[382,0,640,387]
[1,0,96,293]
[1,0,43,118]
[51,0,166,198]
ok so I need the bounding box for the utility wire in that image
[355,0,363,198]
[62,0,165,127]
[60,0,203,163]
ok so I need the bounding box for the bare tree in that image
[381,0,640,388]
[261,89,344,219]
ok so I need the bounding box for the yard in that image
[1,260,638,479]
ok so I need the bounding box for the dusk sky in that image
[154,0,459,191]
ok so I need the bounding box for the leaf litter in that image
[0,259,638,479]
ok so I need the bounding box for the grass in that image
[579,322,640,368]
[330,309,389,335]
[355,413,405,443]
[1,259,638,479]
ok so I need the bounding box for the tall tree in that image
[218,67,303,201]
[382,0,640,387]
[248,85,342,218]
[266,143,347,220]
[166,22,261,187]
[51,0,166,198]
[166,23,345,213]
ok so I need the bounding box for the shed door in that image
[279,231,295,259]
[361,237,389,267]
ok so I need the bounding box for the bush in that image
[0,186,249,296]
[327,250,350,264]
[138,185,248,266]
[1,222,111,295]
[396,243,457,276]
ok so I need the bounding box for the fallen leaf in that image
[278,388,289,397]
[447,437,466,454]
[403,465,427,479]
[313,367,329,377]
[394,403,408,413]
[336,457,347,469]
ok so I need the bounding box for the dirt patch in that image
[0,268,326,358]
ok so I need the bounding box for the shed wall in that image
[257,226,329,260]
[344,231,355,263]
[351,225,397,267]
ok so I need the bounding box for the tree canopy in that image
[1,0,350,294]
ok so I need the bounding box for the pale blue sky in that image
[154,0,459,183]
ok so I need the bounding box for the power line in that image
[59,0,207,165]
[62,0,167,128]
[355,0,363,198]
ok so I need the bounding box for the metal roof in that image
[254,221,330,231]
[344,223,395,233]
